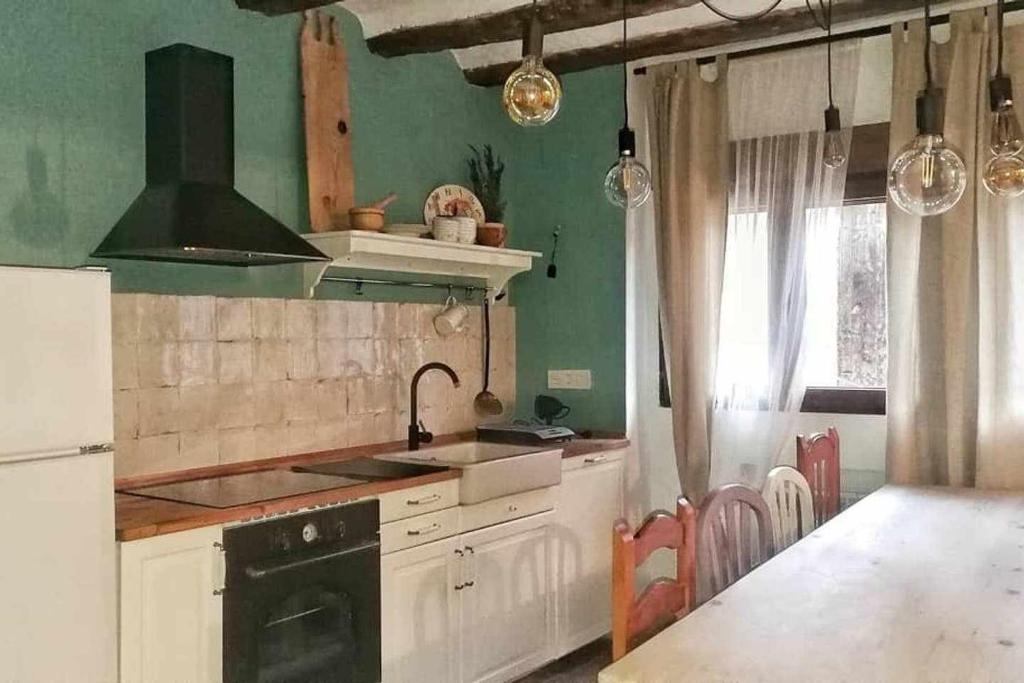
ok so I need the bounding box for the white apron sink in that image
[378,441,563,504]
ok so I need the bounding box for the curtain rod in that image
[634,0,1024,75]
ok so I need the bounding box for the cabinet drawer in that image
[460,486,557,533]
[561,447,626,473]
[380,506,461,554]
[379,478,459,523]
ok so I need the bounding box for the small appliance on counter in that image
[476,422,577,446]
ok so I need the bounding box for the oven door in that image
[225,539,381,683]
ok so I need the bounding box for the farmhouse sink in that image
[377,441,563,504]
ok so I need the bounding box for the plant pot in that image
[477,222,507,248]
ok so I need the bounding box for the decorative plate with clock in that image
[424,185,486,226]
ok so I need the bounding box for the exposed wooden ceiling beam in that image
[234,0,335,16]
[367,0,701,58]
[464,0,922,86]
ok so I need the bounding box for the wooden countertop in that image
[115,434,628,542]
[600,485,1024,683]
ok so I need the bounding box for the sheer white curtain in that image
[710,42,861,488]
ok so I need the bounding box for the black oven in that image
[223,500,381,683]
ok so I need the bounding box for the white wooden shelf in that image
[301,231,541,299]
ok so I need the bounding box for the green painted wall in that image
[504,67,626,432]
[0,0,625,431]
[0,0,509,301]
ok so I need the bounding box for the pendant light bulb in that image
[605,127,652,208]
[983,153,1024,197]
[887,0,966,216]
[822,105,847,169]
[502,12,562,127]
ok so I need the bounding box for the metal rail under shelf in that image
[319,274,504,300]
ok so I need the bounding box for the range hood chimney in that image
[92,44,329,266]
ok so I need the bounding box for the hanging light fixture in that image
[604,0,652,209]
[502,0,563,127]
[821,0,847,169]
[983,0,1024,197]
[887,0,967,216]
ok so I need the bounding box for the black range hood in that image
[92,44,329,266]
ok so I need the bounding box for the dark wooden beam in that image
[367,0,701,58]
[464,0,923,86]
[234,0,335,16]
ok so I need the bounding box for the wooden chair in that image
[762,466,815,550]
[697,484,775,598]
[612,497,697,662]
[797,427,841,526]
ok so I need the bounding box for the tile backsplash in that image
[112,294,515,479]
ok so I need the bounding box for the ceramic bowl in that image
[348,208,385,231]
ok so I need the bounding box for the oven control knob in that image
[336,521,346,538]
[302,522,319,544]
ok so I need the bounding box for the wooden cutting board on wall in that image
[301,10,354,232]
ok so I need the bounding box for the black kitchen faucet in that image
[408,362,460,451]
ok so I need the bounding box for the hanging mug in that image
[434,295,468,337]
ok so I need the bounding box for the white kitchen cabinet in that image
[552,449,626,656]
[119,525,225,683]
[460,512,555,683]
[381,535,462,683]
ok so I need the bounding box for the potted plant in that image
[467,144,507,247]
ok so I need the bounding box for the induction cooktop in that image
[119,470,365,509]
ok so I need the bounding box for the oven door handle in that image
[244,539,380,580]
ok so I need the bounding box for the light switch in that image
[548,369,592,390]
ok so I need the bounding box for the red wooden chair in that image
[697,483,775,598]
[797,427,841,526]
[612,497,697,662]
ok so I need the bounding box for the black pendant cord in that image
[924,0,934,89]
[826,0,835,108]
[622,0,629,128]
[701,0,783,22]
[997,0,1006,78]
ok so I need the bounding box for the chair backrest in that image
[797,427,841,526]
[762,465,815,549]
[697,484,775,598]
[612,497,696,662]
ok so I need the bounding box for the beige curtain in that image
[647,60,729,503]
[888,10,1024,488]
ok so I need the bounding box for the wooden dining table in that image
[599,485,1024,682]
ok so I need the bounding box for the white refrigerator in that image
[0,266,117,682]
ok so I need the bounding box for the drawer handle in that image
[407,523,442,537]
[584,454,607,465]
[406,493,442,506]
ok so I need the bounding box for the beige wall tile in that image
[287,421,319,454]
[137,343,179,388]
[217,298,252,341]
[252,298,285,339]
[253,424,290,460]
[113,438,141,478]
[347,301,373,338]
[179,431,219,468]
[111,294,139,344]
[396,304,419,339]
[136,434,180,472]
[113,390,138,439]
[317,340,347,379]
[218,341,254,384]
[218,427,256,464]
[253,382,287,426]
[179,384,219,432]
[316,379,348,422]
[343,339,374,377]
[254,340,288,382]
[398,338,425,378]
[112,343,139,390]
[373,302,398,339]
[317,300,347,339]
[284,380,318,423]
[348,376,395,415]
[285,300,316,339]
[316,420,350,451]
[138,387,180,436]
[288,339,318,380]
[180,342,216,386]
[137,295,179,342]
[217,384,255,429]
[419,305,443,338]
[179,296,215,341]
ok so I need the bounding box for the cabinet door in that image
[119,526,224,683]
[459,512,555,683]
[381,536,462,683]
[554,453,625,655]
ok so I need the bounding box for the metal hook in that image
[354,280,364,296]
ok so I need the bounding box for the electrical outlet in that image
[548,369,592,390]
